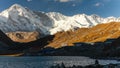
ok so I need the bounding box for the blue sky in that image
[0,0,120,17]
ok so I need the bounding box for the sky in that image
[0,0,120,17]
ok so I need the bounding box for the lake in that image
[0,56,120,68]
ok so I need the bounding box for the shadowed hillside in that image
[0,30,15,46]
[0,30,54,55]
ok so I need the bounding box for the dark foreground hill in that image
[0,30,54,56]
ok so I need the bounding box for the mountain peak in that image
[10,4,24,10]
[7,4,27,14]
[0,4,28,18]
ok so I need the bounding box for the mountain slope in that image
[0,4,120,35]
[47,13,120,34]
[47,22,120,48]
[0,29,54,55]
[0,4,52,35]
[6,31,40,43]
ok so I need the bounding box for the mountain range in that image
[0,4,120,35]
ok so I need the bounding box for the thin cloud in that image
[27,0,32,2]
[59,0,70,2]
[55,0,72,2]
[94,2,104,7]
[72,4,76,7]
[55,0,83,3]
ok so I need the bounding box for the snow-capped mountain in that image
[0,4,52,35]
[0,4,120,35]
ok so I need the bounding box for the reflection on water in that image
[0,56,119,68]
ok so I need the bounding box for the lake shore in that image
[50,60,120,68]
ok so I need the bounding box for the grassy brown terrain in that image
[47,22,120,48]
[6,31,40,43]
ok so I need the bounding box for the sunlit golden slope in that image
[48,22,120,48]
[6,31,40,43]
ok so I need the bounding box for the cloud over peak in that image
[94,2,104,7]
